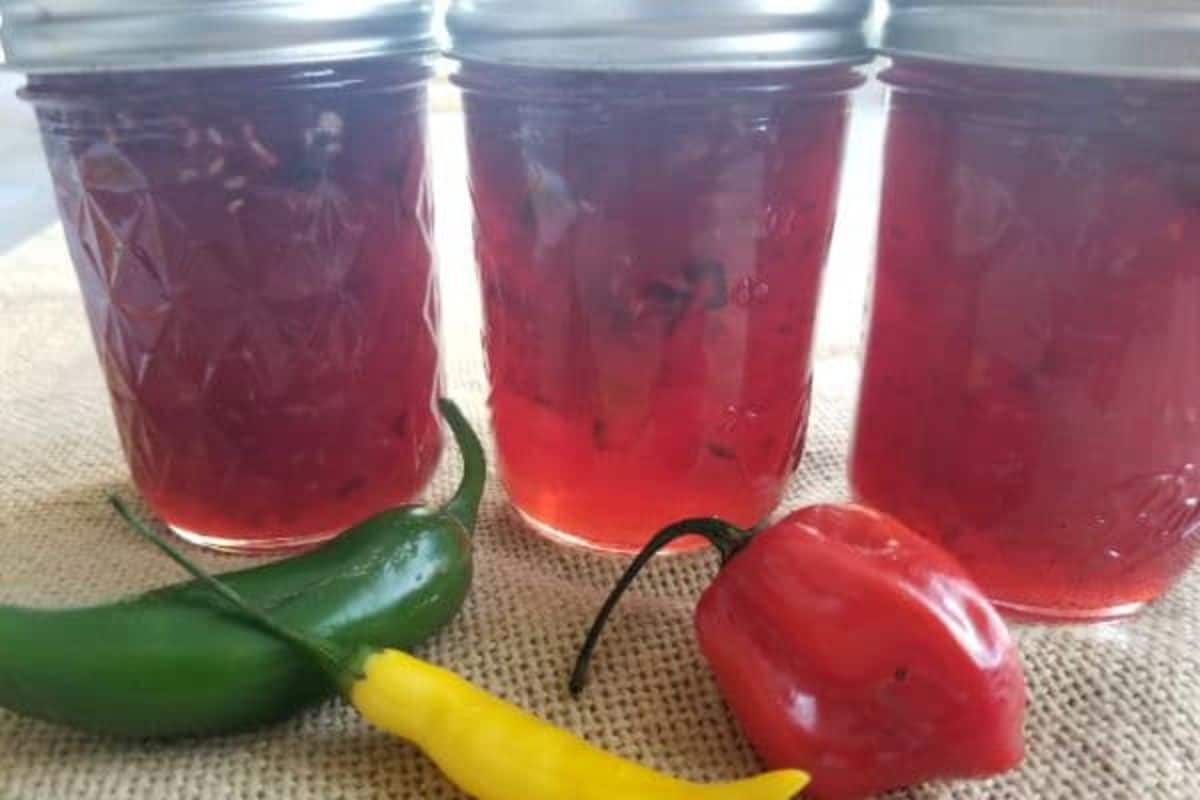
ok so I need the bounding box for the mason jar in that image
[447,0,870,553]
[2,1,443,552]
[852,0,1200,619]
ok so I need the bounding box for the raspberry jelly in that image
[458,65,861,552]
[852,61,1200,619]
[22,58,442,552]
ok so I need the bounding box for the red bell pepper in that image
[572,504,1027,800]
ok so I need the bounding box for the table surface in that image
[2,89,1199,800]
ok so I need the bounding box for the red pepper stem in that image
[569,518,750,697]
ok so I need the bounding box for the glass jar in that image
[3,2,443,552]
[853,1,1200,619]
[447,0,869,552]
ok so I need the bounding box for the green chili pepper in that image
[0,399,483,739]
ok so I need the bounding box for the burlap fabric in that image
[2,114,1198,799]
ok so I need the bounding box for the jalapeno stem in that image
[438,399,485,534]
[569,518,750,697]
[108,496,357,686]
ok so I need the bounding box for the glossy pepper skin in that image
[573,504,1027,800]
[127,470,811,800]
[0,399,482,739]
[352,650,809,800]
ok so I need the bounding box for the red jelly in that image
[457,66,861,551]
[23,59,442,551]
[852,61,1200,619]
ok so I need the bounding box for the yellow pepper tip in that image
[726,767,811,800]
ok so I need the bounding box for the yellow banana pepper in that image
[351,649,809,800]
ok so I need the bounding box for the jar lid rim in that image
[882,5,1200,80]
[0,0,437,74]
[445,0,872,72]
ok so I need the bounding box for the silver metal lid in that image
[0,0,436,74]
[883,1,1200,80]
[445,0,871,72]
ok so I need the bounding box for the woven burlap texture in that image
[2,119,1199,798]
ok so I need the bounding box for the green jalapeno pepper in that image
[0,399,483,739]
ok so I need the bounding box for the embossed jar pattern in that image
[23,59,443,551]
